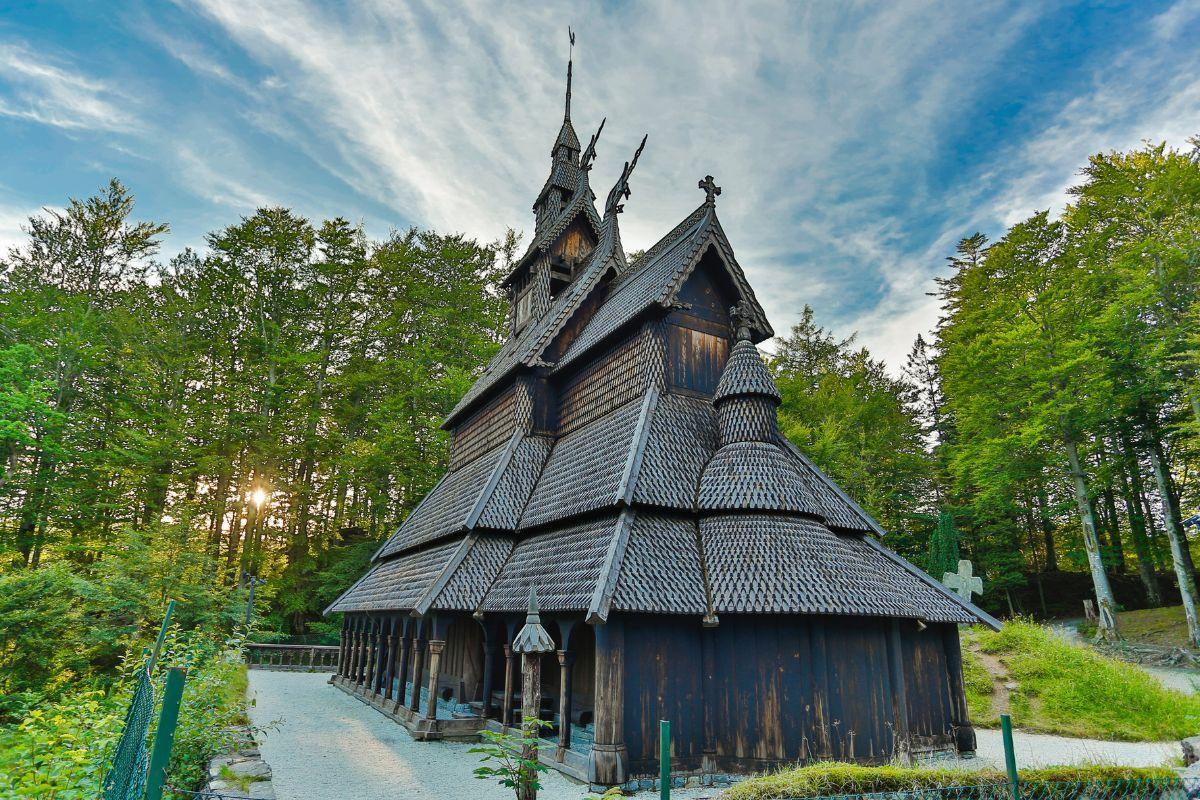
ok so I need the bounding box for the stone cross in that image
[942,559,983,603]
[698,175,722,205]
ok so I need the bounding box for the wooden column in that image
[425,640,445,720]
[480,626,498,720]
[941,623,976,754]
[408,625,427,715]
[354,617,368,686]
[589,617,628,786]
[556,649,575,760]
[886,619,912,765]
[336,617,349,680]
[383,617,399,701]
[374,617,391,696]
[501,643,516,727]
[393,620,412,714]
[363,617,379,693]
[700,620,718,772]
[520,650,543,800]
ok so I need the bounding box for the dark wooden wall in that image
[617,614,962,774]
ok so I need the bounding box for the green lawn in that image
[962,620,1200,741]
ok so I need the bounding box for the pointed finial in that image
[512,586,555,653]
[699,175,722,206]
[604,134,649,216]
[729,299,753,341]
[565,27,575,121]
[581,117,605,172]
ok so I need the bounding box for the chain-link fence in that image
[100,666,157,800]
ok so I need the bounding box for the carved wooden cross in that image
[699,175,721,205]
[942,559,983,603]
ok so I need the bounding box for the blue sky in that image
[2,1,1198,368]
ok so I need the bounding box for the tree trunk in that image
[1116,430,1162,605]
[1148,441,1200,647]
[1035,484,1058,571]
[1064,436,1119,639]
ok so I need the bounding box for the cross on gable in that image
[699,175,721,205]
[942,559,983,603]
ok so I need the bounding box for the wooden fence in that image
[245,643,339,672]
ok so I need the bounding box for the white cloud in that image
[0,43,139,132]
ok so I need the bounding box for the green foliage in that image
[0,628,247,800]
[963,620,1200,741]
[723,762,1177,800]
[469,716,552,798]
[926,511,961,580]
[771,306,932,558]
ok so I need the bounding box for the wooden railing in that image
[246,642,340,672]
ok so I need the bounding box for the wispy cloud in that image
[0,43,139,133]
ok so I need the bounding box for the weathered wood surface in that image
[246,643,340,672]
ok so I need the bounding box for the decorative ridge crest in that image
[604,134,648,218]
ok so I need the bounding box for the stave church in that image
[326,44,998,787]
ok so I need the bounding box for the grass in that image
[1078,606,1194,649]
[723,762,1178,800]
[962,619,1200,741]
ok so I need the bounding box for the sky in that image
[1,1,1199,370]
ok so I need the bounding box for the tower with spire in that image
[327,36,997,787]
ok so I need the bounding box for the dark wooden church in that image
[326,49,999,786]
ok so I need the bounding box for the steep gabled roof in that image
[554,204,774,372]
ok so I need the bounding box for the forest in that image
[0,136,1198,719]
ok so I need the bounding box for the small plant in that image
[470,715,553,799]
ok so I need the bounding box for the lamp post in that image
[512,587,555,800]
[243,572,266,627]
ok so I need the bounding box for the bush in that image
[964,620,1200,740]
[723,762,1179,800]
[0,627,248,800]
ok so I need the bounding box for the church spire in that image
[564,27,574,122]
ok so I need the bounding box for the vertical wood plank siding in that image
[617,614,962,774]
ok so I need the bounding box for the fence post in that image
[147,600,175,673]
[660,719,671,800]
[144,666,187,800]
[1000,713,1019,800]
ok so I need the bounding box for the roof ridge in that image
[463,428,525,530]
[412,534,477,616]
[617,385,660,504]
[586,507,636,623]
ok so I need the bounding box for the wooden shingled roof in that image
[327,64,999,632]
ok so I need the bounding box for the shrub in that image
[723,762,1178,800]
[0,627,248,800]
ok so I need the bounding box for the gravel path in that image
[246,671,716,800]
[246,672,1179,800]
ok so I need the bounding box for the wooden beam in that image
[588,616,628,786]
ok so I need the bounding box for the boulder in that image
[1181,735,1200,766]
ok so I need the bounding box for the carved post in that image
[375,617,392,697]
[384,616,399,701]
[393,620,412,714]
[501,643,516,727]
[480,625,497,720]
[354,617,368,686]
[556,649,575,760]
[337,617,349,680]
[426,639,446,720]
[408,623,427,715]
[363,617,378,693]
[589,616,628,787]
[513,589,555,800]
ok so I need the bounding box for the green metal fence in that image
[100,665,157,800]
